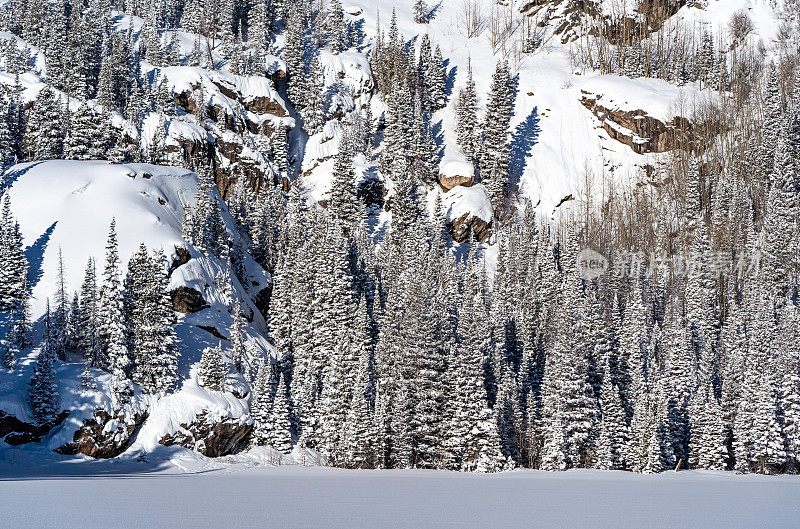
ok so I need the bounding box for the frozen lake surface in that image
[2,449,800,529]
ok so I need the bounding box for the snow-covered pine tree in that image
[52,247,68,361]
[455,58,478,162]
[596,352,629,470]
[77,257,101,367]
[28,301,59,425]
[64,104,107,160]
[1,282,29,370]
[428,45,447,111]
[250,359,274,446]
[24,85,64,160]
[0,194,28,310]
[327,0,347,53]
[481,60,514,216]
[98,219,133,408]
[230,298,248,373]
[199,343,227,391]
[301,50,326,134]
[413,0,428,24]
[150,249,180,393]
[271,371,293,453]
[329,140,360,226]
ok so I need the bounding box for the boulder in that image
[57,409,148,459]
[448,212,492,243]
[170,286,208,314]
[439,173,474,192]
[159,412,253,457]
[169,246,192,273]
[0,410,69,445]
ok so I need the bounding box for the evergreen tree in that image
[98,219,133,408]
[199,343,227,391]
[28,302,59,425]
[413,0,428,24]
[271,371,293,453]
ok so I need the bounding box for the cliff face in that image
[580,93,721,155]
[521,0,688,44]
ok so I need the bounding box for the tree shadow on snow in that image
[444,60,457,99]
[1,161,45,191]
[427,2,443,22]
[508,107,541,196]
[25,221,57,291]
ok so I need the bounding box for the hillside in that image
[1,0,800,490]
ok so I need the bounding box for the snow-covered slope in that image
[333,0,786,216]
[0,160,272,450]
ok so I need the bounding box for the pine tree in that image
[98,219,133,408]
[251,359,274,445]
[596,353,629,470]
[230,298,248,373]
[481,60,514,216]
[1,284,29,370]
[24,86,64,160]
[78,257,101,367]
[271,371,293,453]
[329,142,360,225]
[52,247,68,361]
[64,104,105,160]
[456,59,478,162]
[199,343,227,391]
[28,302,59,425]
[413,0,428,24]
[328,0,347,52]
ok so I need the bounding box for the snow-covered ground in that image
[1,448,799,529]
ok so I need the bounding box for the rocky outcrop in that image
[57,409,148,459]
[170,286,208,314]
[439,173,474,192]
[171,78,293,197]
[253,285,272,323]
[580,94,721,154]
[169,246,192,273]
[448,212,492,243]
[0,410,69,445]
[521,0,686,44]
[159,412,253,457]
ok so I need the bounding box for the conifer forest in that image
[2,1,800,522]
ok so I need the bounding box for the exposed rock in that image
[170,286,208,314]
[172,81,293,198]
[169,246,192,273]
[159,412,253,457]
[57,409,148,459]
[0,410,69,445]
[448,212,492,243]
[197,325,228,341]
[521,0,687,45]
[439,173,474,192]
[580,95,721,154]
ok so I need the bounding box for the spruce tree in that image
[98,219,133,408]
[28,302,59,425]
[199,343,227,391]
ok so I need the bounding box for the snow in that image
[439,156,474,179]
[4,161,195,319]
[442,184,493,224]
[1,459,799,528]
[578,75,709,122]
[126,365,251,454]
[0,160,273,444]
